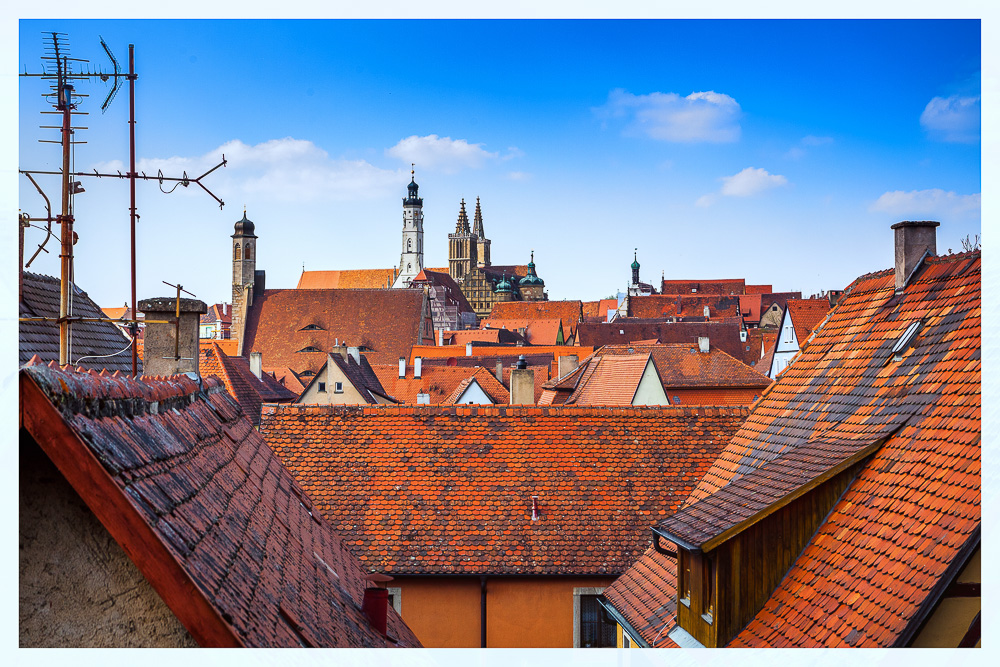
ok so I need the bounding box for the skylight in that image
[890,321,923,361]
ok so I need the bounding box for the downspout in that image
[480,575,487,648]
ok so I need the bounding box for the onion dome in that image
[631,250,640,271]
[495,273,513,294]
[519,251,545,286]
[232,210,257,238]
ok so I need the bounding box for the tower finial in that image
[411,163,415,179]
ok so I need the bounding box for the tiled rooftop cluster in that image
[606,250,981,647]
[200,342,296,425]
[488,300,583,340]
[259,404,747,576]
[596,344,772,389]
[20,360,419,648]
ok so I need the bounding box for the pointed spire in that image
[472,196,485,238]
[456,199,470,234]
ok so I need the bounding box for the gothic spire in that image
[456,199,470,234]
[472,196,485,238]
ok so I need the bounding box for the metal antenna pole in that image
[129,44,138,377]
[58,54,74,366]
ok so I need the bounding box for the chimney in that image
[348,346,360,365]
[703,305,711,318]
[250,351,262,379]
[416,392,430,405]
[438,329,444,346]
[414,356,422,378]
[398,357,406,378]
[698,336,710,353]
[361,573,393,637]
[466,342,473,357]
[557,354,579,379]
[740,329,747,343]
[510,355,534,405]
[138,297,207,377]
[496,359,503,380]
[892,220,939,293]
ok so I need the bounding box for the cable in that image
[74,336,133,365]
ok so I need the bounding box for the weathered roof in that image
[576,320,748,362]
[241,288,432,373]
[21,272,138,374]
[660,279,745,295]
[581,299,620,322]
[371,363,482,405]
[259,404,746,576]
[628,294,742,320]
[411,269,476,315]
[612,250,981,647]
[480,318,563,346]
[596,343,772,389]
[601,545,681,648]
[20,361,420,648]
[296,269,397,290]
[564,354,653,405]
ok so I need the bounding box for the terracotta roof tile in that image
[480,318,563,345]
[200,343,297,426]
[566,354,652,405]
[660,279,745,295]
[596,343,772,390]
[577,320,747,361]
[259,404,747,576]
[488,300,583,339]
[297,269,397,289]
[581,299,619,321]
[442,367,510,404]
[20,363,420,647]
[785,298,832,345]
[628,294,742,320]
[242,288,432,373]
[602,546,680,647]
[372,364,483,404]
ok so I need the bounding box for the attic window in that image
[297,346,323,353]
[299,324,324,331]
[300,370,316,377]
[891,321,923,362]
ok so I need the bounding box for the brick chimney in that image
[510,355,534,405]
[891,220,939,293]
[138,297,207,377]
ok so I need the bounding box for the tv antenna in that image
[19,32,227,375]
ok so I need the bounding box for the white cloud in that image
[870,188,981,221]
[920,95,980,143]
[92,137,404,204]
[386,134,498,173]
[594,88,741,143]
[501,146,525,161]
[720,167,788,197]
[696,167,788,206]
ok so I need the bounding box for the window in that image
[244,243,253,260]
[701,555,714,624]
[623,633,631,648]
[318,382,326,393]
[299,324,324,331]
[297,346,323,353]
[234,243,241,260]
[573,588,616,648]
[334,382,344,394]
[407,238,412,251]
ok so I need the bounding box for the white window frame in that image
[334,381,344,394]
[386,586,402,614]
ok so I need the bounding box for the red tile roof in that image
[610,250,981,647]
[480,318,563,346]
[200,303,232,326]
[596,343,772,390]
[302,352,396,404]
[242,288,433,373]
[488,300,583,339]
[581,299,619,322]
[371,363,482,404]
[566,354,653,405]
[628,294,742,320]
[500,365,550,404]
[200,342,297,426]
[20,361,420,647]
[602,546,681,648]
[101,306,129,320]
[785,298,832,345]
[660,279,745,295]
[442,366,510,404]
[745,284,773,295]
[407,344,590,366]
[259,404,747,576]
[576,320,747,362]
[265,366,307,395]
[297,269,397,289]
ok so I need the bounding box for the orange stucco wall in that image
[392,575,617,648]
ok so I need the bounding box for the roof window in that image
[299,324,325,331]
[297,346,323,353]
[890,321,923,362]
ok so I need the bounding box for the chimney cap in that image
[138,297,208,314]
[891,220,941,230]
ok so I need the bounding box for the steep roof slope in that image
[371,364,482,404]
[20,361,420,648]
[200,342,297,426]
[607,251,980,647]
[297,269,397,289]
[241,288,431,373]
[442,366,510,404]
[21,272,138,374]
[488,300,583,339]
[260,404,747,576]
[596,344,772,389]
[784,298,832,344]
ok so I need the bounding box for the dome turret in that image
[232,210,257,238]
[519,251,545,286]
[495,273,513,294]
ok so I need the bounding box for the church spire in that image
[472,196,485,238]
[456,199,470,234]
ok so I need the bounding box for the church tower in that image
[448,199,478,282]
[393,168,425,288]
[473,197,491,268]
[231,210,257,347]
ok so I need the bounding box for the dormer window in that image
[299,324,325,331]
[297,346,323,353]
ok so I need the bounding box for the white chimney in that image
[398,357,406,378]
[740,329,747,342]
[416,392,430,405]
[438,329,444,346]
[557,354,579,379]
[698,337,710,353]
[466,342,473,357]
[496,359,503,380]
[414,356,422,379]
[250,351,262,379]
[703,305,711,318]
[348,346,360,365]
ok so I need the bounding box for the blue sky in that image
[15,17,982,308]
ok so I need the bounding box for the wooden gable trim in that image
[19,372,243,647]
